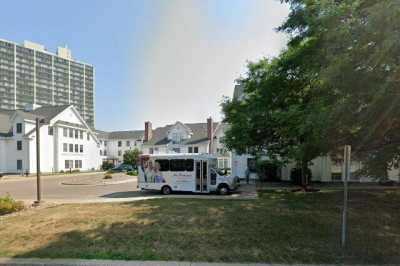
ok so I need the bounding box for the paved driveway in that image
[0,173,138,203]
[0,173,256,203]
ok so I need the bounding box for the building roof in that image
[28,105,70,122]
[0,105,70,123]
[144,122,218,146]
[96,130,144,140]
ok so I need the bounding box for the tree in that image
[280,0,400,179]
[223,0,400,181]
[123,148,142,168]
[222,43,329,186]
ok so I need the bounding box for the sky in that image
[0,0,289,131]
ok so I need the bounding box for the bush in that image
[106,169,115,175]
[71,169,80,173]
[101,161,115,171]
[103,174,112,179]
[127,170,138,176]
[0,195,24,216]
[290,167,312,186]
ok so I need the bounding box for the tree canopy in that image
[222,0,400,179]
[123,148,142,167]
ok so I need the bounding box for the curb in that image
[60,178,136,186]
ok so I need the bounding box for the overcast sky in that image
[0,0,290,131]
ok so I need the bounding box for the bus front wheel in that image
[217,184,230,195]
[161,186,172,195]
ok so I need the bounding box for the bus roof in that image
[139,153,217,159]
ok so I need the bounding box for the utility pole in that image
[341,145,351,248]
[34,118,42,205]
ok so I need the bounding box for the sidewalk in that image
[0,258,343,266]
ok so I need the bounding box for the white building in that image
[141,118,231,169]
[96,130,144,165]
[0,104,101,174]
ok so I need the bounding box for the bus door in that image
[195,160,208,192]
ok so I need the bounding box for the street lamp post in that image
[34,118,45,205]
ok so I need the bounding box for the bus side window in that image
[170,159,186,171]
[211,170,217,185]
[156,159,170,171]
[185,159,194,171]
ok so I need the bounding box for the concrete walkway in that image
[0,258,348,266]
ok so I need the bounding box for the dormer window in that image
[172,133,181,143]
[16,123,22,134]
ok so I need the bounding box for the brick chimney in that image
[144,121,153,142]
[207,117,213,154]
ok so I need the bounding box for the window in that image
[16,123,22,134]
[188,147,193,153]
[80,130,83,139]
[87,133,90,141]
[75,144,79,153]
[149,148,154,154]
[63,128,67,137]
[69,144,73,152]
[100,150,103,156]
[75,160,82,169]
[118,150,122,156]
[17,160,23,170]
[104,141,107,146]
[75,129,79,139]
[172,148,181,153]
[65,160,73,169]
[118,141,122,147]
[16,140,22,150]
[170,159,187,171]
[48,127,53,135]
[194,147,199,153]
[69,128,73,138]
[63,143,68,152]
[80,145,83,153]
[155,159,170,171]
[185,159,194,171]
[104,150,107,156]
[126,141,130,147]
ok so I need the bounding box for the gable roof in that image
[6,105,70,123]
[29,105,70,122]
[144,122,219,146]
[96,130,144,140]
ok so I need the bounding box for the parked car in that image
[112,164,134,172]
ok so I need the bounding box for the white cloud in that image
[133,0,289,128]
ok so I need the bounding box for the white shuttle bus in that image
[138,154,238,195]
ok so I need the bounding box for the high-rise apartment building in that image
[0,39,95,127]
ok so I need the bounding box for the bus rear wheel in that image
[161,186,172,195]
[217,184,230,195]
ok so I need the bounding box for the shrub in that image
[101,161,114,171]
[103,174,112,179]
[106,169,115,175]
[0,194,24,216]
[127,170,138,176]
[71,169,80,173]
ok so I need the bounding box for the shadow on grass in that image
[11,189,400,264]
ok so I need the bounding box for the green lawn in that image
[0,188,399,264]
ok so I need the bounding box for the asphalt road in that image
[0,173,140,203]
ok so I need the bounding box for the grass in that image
[0,194,24,216]
[0,188,399,264]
